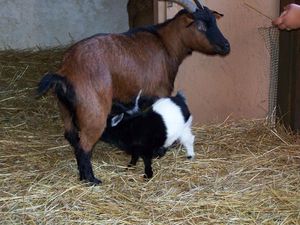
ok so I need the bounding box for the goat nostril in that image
[222,43,230,54]
[215,44,230,55]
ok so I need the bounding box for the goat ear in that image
[183,14,195,27]
[212,11,224,20]
[111,113,124,127]
[126,90,142,115]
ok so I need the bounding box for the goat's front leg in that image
[153,147,168,158]
[128,153,139,167]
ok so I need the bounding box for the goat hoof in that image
[127,164,136,170]
[187,155,195,160]
[84,177,102,186]
[92,178,102,185]
[90,180,102,186]
[143,173,153,179]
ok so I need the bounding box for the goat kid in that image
[37,0,229,184]
[101,91,195,179]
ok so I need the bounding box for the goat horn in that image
[192,0,204,9]
[158,0,198,13]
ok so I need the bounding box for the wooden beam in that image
[153,0,159,24]
[277,0,300,131]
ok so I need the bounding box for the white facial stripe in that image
[111,113,124,127]
[197,21,207,32]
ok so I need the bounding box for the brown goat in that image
[37,0,230,185]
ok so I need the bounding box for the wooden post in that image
[277,0,300,131]
[153,0,159,24]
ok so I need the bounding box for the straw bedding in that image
[0,48,299,224]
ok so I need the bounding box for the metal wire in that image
[258,27,280,126]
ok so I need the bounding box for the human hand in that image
[272,4,300,30]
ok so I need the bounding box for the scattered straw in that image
[0,48,300,224]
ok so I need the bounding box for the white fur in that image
[179,116,195,158]
[152,98,195,158]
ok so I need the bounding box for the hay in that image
[0,48,300,225]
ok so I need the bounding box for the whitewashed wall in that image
[0,0,128,49]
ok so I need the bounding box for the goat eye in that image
[197,21,207,32]
[186,21,195,28]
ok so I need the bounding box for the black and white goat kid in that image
[101,91,195,179]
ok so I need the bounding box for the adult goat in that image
[37,0,230,185]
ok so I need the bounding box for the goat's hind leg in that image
[64,128,98,184]
[73,97,110,185]
[179,125,195,159]
[58,103,100,184]
[141,153,153,179]
[180,132,195,160]
[74,145,100,184]
[58,103,79,149]
[77,114,107,184]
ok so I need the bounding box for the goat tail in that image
[37,73,76,113]
[175,90,186,102]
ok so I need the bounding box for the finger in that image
[278,23,288,30]
[272,17,283,26]
[279,10,288,17]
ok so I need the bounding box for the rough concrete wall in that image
[0,0,128,49]
[159,0,280,124]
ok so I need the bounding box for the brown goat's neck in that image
[157,18,191,67]
[154,18,192,90]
